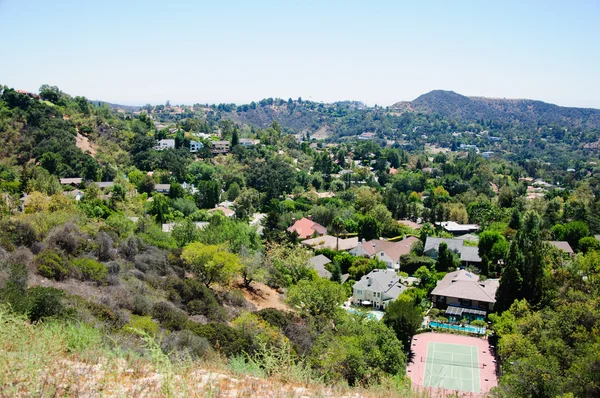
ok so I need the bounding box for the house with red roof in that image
[287,217,327,240]
[350,236,419,270]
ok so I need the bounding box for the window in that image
[356,290,363,296]
[459,298,472,307]
[478,301,488,310]
[438,296,446,304]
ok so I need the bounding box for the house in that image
[211,141,230,154]
[287,217,328,240]
[482,151,494,159]
[455,233,479,242]
[301,235,359,251]
[154,139,175,150]
[545,241,574,257]
[154,184,171,194]
[190,141,203,153]
[309,255,332,279]
[208,206,235,217]
[436,221,480,235]
[59,177,83,186]
[350,236,420,271]
[352,269,408,309]
[358,132,376,140]
[217,200,235,209]
[595,235,600,242]
[424,237,482,266]
[239,138,260,147]
[430,269,499,320]
[250,213,266,235]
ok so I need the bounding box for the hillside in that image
[392,90,600,129]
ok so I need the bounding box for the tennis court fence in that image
[421,356,484,369]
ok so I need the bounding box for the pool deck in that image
[407,332,498,397]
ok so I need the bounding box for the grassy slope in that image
[0,307,432,398]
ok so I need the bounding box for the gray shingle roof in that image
[309,255,332,279]
[424,237,482,263]
[431,269,499,303]
[353,269,407,301]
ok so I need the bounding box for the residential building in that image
[208,206,235,217]
[424,237,482,266]
[250,213,266,235]
[350,236,420,271]
[287,217,327,240]
[154,184,171,194]
[398,219,421,230]
[211,141,230,154]
[430,269,499,321]
[239,138,260,147]
[595,235,600,242]
[162,221,209,233]
[59,177,83,186]
[62,189,85,201]
[190,141,203,153]
[309,255,332,279]
[358,132,376,140]
[95,181,114,189]
[217,200,235,209]
[545,241,574,257]
[301,235,359,251]
[352,269,408,309]
[436,221,480,235]
[154,139,175,150]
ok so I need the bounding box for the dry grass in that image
[0,306,438,398]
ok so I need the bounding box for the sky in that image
[1,0,599,108]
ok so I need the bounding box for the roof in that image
[424,237,482,263]
[212,141,230,145]
[301,235,359,251]
[545,241,574,254]
[455,233,479,242]
[380,236,420,262]
[595,235,600,242]
[209,207,235,217]
[398,219,421,230]
[95,181,114,189]
[437,221,480,233]
[353,269,407,300]
[431,269,499,304]
[158,139,175,145]
[309,255,332,278]
[154,184,171,191]
[287,218,328,240]
[60,177,83,185]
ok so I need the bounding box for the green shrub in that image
[256,308,292,330]
[132,294,152,316]
[123,315,159,336]
[470,319,487,328]
[161,330,213,360]
[428,308,440,318]
[72,258,108,283]
[189,322,251,357]
[151,301,188,331]
[27,287,65,322]
[36,249,70,281]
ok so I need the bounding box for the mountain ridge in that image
[392,90,600,129]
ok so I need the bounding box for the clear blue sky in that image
[1,0,599,107]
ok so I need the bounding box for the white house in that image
[190,141,203,153]
[155,139,175,150]
[239,138,260,147]
[352,269,408,309]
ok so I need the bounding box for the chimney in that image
[308,215,312,220]
[362,238,366,244]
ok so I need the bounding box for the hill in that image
[392,90,600,129]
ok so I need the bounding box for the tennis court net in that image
[421,356,484,369]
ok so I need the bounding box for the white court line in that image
[470,345,475,392]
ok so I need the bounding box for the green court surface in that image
[422,342,481,393]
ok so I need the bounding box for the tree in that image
[231,127,239,148]
[195,180,221,209]
[181,242,242,288]
[331,217,346,250]
[287,278,346,318]
[149,193,171,224]
[478,231,509,275]
[358,216,380,241]
[240,247,266,289]
[383,294,423,347]
[233,188,260,220]
[138,174,155,194]
[435,242,458,272]
[172,218,200,248]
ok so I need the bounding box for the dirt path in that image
[239,281,289,311]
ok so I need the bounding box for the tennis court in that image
[422,342,481,393]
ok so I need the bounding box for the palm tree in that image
[331,217,346,251]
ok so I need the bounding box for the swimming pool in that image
[429,321,485,335]
[345,307,385,321]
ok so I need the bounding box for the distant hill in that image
[392,90,600,130]
[89,100,141,113]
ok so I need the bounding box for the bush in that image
[222,290,246,307]
[123,315,159,336]
[95,232,115,262]
[161,330,213,361]
[132,294,152,316]
[72,258,108,283]
[36,249,70,281]
[189,322,251,357]
[27,287,65,322]
[151,301,188,331]
[428,308,440,318]
[45,223,83,255]
[470,319,487,328]
[256,308,292,330]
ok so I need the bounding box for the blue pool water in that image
[345,307,384,321]
[429,321,485,334]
